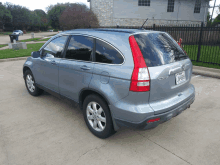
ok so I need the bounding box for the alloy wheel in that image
[86,102,106,132]
[26,74,35,93]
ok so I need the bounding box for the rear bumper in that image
[114,94,195,130]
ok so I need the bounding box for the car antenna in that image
[140,18,148,30]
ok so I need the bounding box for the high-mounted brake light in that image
[129,35,150,92]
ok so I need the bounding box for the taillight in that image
[129,35,150,92]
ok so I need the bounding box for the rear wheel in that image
[83,95,115,139]
[24,70,43,96]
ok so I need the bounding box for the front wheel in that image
[24,70,43,96]
[83,95,115,139]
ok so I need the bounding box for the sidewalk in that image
[192,65,220,79]
[0,41,47,50]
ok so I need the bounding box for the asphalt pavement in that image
[0,60,220,165]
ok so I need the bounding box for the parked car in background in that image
[13,30,23,35]
[23,28,195,139]
[49,30,54,32]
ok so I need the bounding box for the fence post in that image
[153,24,155,30]
[196,22,204,62]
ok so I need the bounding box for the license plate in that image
[175,71,186,85]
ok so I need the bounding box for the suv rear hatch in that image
[134,32,193,114]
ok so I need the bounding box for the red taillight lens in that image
[129,35,150,92]
[147,118,160,123]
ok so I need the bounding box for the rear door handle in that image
[80,65,91,70]
[51,60,57,65]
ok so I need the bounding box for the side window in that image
[65,35,93,61]
[41,36,68,58]
[95,40,124,64]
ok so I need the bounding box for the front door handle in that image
[80,65,91,70]
[51,60,57,65]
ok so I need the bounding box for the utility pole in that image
[210,0,217,22]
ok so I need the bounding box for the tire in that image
[83,95,115,139]
[24,70,43,96]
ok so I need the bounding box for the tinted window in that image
[42,36,68,58]
[95,40,123,64]
[134,33,188,67]
[65,36,93,61]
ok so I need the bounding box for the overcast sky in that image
[1,0,220,19]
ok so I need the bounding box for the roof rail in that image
[93,29,134,33]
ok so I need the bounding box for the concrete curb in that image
[193,71,220,79]
[0,56,30,62]
[192,65,220,79]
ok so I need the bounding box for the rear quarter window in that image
[95,39,124,64]
[134,32,188,67]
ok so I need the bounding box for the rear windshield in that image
[134,33,188,67]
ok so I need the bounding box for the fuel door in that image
[100,71,110,84]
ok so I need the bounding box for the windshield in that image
[13,30,19,32]
[134,32,188,67]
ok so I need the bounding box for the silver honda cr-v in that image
[23,29,195,138]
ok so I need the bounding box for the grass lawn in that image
[49,33,56,35]
[183,45,220,65]
[0,44,7,48]
[38,38,50,41]
[19,37,50,42]
[19,38,41,42]
[1,42,219,70]
[192,61,220,69]
[0,43,44,59]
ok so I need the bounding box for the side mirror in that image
[31,51,40,58]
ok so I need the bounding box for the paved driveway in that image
[0,32,58,45]
[0,60,220,165]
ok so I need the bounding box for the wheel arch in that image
[79,88,120,131]
[23,66,32,78]
[79,88,110,111]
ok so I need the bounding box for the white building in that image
[88,0,210,26]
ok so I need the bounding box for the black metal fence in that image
[97,23,220,66]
